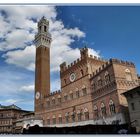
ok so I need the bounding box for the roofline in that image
[122,85,140,96]
[0,108,32,112]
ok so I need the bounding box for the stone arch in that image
[125,68,132,81]
[84,108,89,113]
[82,85,86,89]
[125,68,131,73]
[75,88,79,91]
[93,105,98,111]
[101,102,105,108]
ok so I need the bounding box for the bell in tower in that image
[35,16,51,48]
[34,17,52,115]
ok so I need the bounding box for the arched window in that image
[44,25,47,32]
[101,103,106,117]
[58,95,61,103]
[71,112,76,122]
[47,99,50,107]
[58,114,62,124]
[76,88,80,98]
[93,105,98,118]
[97,76,102,87]
[105,71,110,84]
[64,94,68,101]
[93,83,96,90]
[52,97,55,105]
[84,108,89,120]
[82,85,87,96]
[77,110,82,121]
[52,115,56,124]
[70,91,73,99]
[109,100,116,114]
[80,69,84,76]
[47,117,50,125]
[125,69,132,81]
[39,26,41,32]
[65,112,69,123]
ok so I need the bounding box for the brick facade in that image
[34,17,140,127]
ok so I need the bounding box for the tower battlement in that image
[110,58,135,66]
[50,90,61,95]
[90,58,135,78]
[60,47,107,73]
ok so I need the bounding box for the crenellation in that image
[102,64,105,69]
[90,55,93,58]
[71,63,73,66]
[97,57,101,61]
[60,48,107,74]
[94,56,97,59]
[110,58,135,67]
[99,67,102,71]
[77,58,80,62]
[90,60,112,79]
[60,62,67,72]
[50,90,61,96]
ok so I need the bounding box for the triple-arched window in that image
[84,108,89,120]
[77,110,82,121]
[58,95,61,103]
[47,99,50,107]
[93,105,98,118]
[82,85,87,95]
[52,97,55,105]
[101,103,106,117]
[105,71,111,84]
[58,114,62,124]
[109,100,116,114]
[97,76,102,87]
[70,91,73,99]
[52,115,56,124]
[75,88,80,98]
[65,112,69,123]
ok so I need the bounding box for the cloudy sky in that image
[0,6,140,111]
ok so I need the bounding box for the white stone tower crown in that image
[34,16,52,48]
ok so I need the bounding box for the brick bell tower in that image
[34,17,52,115]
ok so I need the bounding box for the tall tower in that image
[34,17,52,114]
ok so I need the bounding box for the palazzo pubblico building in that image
[34,17,140,127]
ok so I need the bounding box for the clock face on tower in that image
[35,91,40,99]
[70,73,76,82]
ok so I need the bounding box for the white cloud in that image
[5,99,18,104]
[0,6,100,73]
[0,6,56,51]
[20,85,34,92]
[3,45,35,71]
[0,6,100,93]
[0,29,34,51]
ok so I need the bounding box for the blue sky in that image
[0,6,140,111]
[57,6,140,72]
